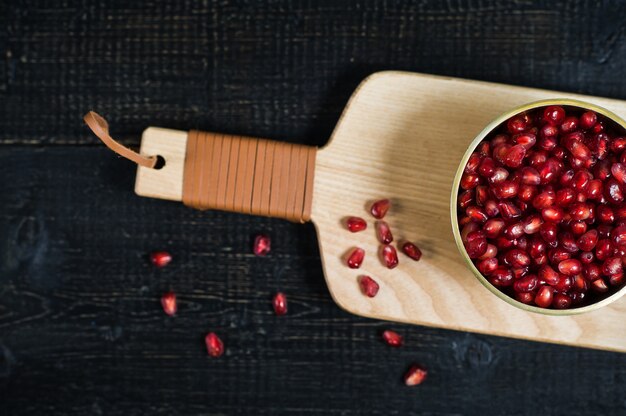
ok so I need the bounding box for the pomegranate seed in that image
[558,259,582,276]
[594,122,605,133]
[464,152,482,173]
[570,220,587,236]
[571,170,591,192]
[585,179,603,200]
[580,251,594,264]
[528,149,549,167]
[381,245,399,269]
[504,249,531,268]
[478,258,499,275]
[347,248,365,269]
[553,293,572,309]
[591,278,609,293]
[491,134,509,147]
[458,190,474,209]
[205,332,224,357]
[542,207,564,223]
[370,199,391,219]
[498,201,522,219]
[513,275,538,293]
[612,137,626,153]
[609,273,624,286]
[461,222,480,242]
[493,180,519,199]
[381,330,403,347]
[466,206,488,223]
[503,144,527,168]
[160,291,177,316]
[540,222,558,244]
[602,257,623,276]
[376,220,394,244]
[569,203,591,221]
[573,273,589,291]
[404,364,428,386]
[476,185,489,206]
[554,274,573,292]
[584,263,601,281]
[517,235,529,250]
[503,222,525,239]
[490,267,514,287]
[533,190,556,209]
[484,200,500,217]
[522,214,543,234]
[401,242,422,261]
[534,286,554,308]
[605,178,624,203]
[577,230,598,251]
[580,111,597,130]
[611,163,626,183]
[513,133,537,149]
[539,264,561,285]
[508,113,530,133]
[543,106,565,125]
[479,157,496,177]
[253,234,271,256]
[549,248,571,264]
[359,275,380,297]
[489,167,510,184]
[616,206,626,221]
[559,232,579,252]
[346,216,367,232]
[597,225,613,239]
[564,134,591,160]
[555,187,576,207]
[537,159,561,184]
[529,236,547,257]
[611,224,626,247]
[150,251,172,268]
[516,291,535,304]
[272,292,288,315]
[478,141,491,157]
[560,116,579,133]
[596,239,614,261]
[483,218,505,238]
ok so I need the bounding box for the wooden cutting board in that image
[134,71,626,353]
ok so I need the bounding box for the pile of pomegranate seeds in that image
[205,332,225,357]
[160,291,177,316]
[458,105,626,309]
[151,251,172,268]
[381,330,404,347]
[272,292,288,316]
[253,234,271,256]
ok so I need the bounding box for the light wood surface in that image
[135,71,626,352]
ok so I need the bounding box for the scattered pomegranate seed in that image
[401,241,422,261]
[347,248,365,269]
[160,291,177,316]
[404,364,428,386]
[376,221,394,244]
[346,216,367,232]
[151,251,172,268]
[359,275,380,297]
[253,234,271,256]
[458,105,626,309]
[381,330,403,347]
[370,199,391,219]
[381,245,399,269]
[272,292,288,316]
[205,332,224,357]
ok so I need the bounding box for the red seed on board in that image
[205,332,224,357]
[253,235,271,256]
[381,245,399,269]
[404,364,428,386]
[370,199,391,219]
[151,251,172,268]
[160,291,177,316]
[401,241,422,261]
[359,276,380,298]
[346,216,367,232]
[347,248,365,269]
[381,330,404,347]
[376,221,394,244]
[272,292,288,315]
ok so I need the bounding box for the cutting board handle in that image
[181,130,317,223]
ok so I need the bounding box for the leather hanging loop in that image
[84,111,157,169]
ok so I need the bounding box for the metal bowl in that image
[451,98,626,315]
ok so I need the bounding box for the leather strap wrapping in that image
[183,130,316,223]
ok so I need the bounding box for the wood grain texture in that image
[4,0,626,415]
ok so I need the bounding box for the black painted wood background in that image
[2,1,626,415]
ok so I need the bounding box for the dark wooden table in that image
[2,1,626,414]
